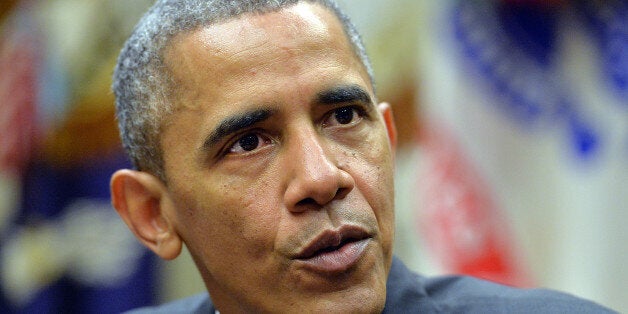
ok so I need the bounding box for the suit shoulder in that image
[423,275,617,313]
[123,293,212,314]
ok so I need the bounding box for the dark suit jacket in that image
[127,256,616,313]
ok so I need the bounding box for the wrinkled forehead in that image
[196,2,333,49]
[161,2,359,93]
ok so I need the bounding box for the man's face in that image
[160,3,395,312]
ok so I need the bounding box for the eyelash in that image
[322,105,369,127]
[221,105,370,157]
[223,129,273,156]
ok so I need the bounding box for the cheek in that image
[348,130,394,198]
[168,172,280,263]
[345,130,395,239]
[198,175,282,255]
[238,181,283,248]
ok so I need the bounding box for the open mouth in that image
[295,227,371,273]
[313,237,362,255]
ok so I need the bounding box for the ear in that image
[110,169,182,260]
[378,102,398,152]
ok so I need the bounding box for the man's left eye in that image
[325,106,363,127]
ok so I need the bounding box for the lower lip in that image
[297,238,371,273]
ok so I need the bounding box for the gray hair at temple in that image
[112,0,375,182]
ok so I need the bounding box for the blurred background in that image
[0,0,626,312]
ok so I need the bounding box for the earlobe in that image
[110,169,182,260]
[378,102,398,152]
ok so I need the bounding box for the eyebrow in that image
[316,84,373,106]
[201,85,372,152]
[203,108,274,150]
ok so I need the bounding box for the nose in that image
[284,129,355,212]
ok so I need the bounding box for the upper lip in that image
[294,225,371,260]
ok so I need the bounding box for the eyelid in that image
[322,105,369,127]
[221,129,274,157]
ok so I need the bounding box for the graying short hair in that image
[112,0,374,182]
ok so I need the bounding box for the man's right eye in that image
[228,132,272,154]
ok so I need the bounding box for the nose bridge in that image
[284,124,353,210]
[294,126,334,180]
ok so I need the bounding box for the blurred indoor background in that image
[1,0,626,312]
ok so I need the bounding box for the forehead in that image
[191,2,334,56]
[162,2,365,100]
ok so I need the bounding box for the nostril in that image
[296,197,317,207]
[295,188,348,207]
[335,187,350,199]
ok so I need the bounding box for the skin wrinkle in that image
[112,2,395,313]
[113,0,376,181]
[202,83,370,156]
[204,108,275,150]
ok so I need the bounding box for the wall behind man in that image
[0,1,157,313]
[353,0,627,311]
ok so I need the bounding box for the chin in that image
[307,289,386,314]
[263,269,387,313]
[306,270,387,313]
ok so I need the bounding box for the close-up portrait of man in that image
[108,0,617,313]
